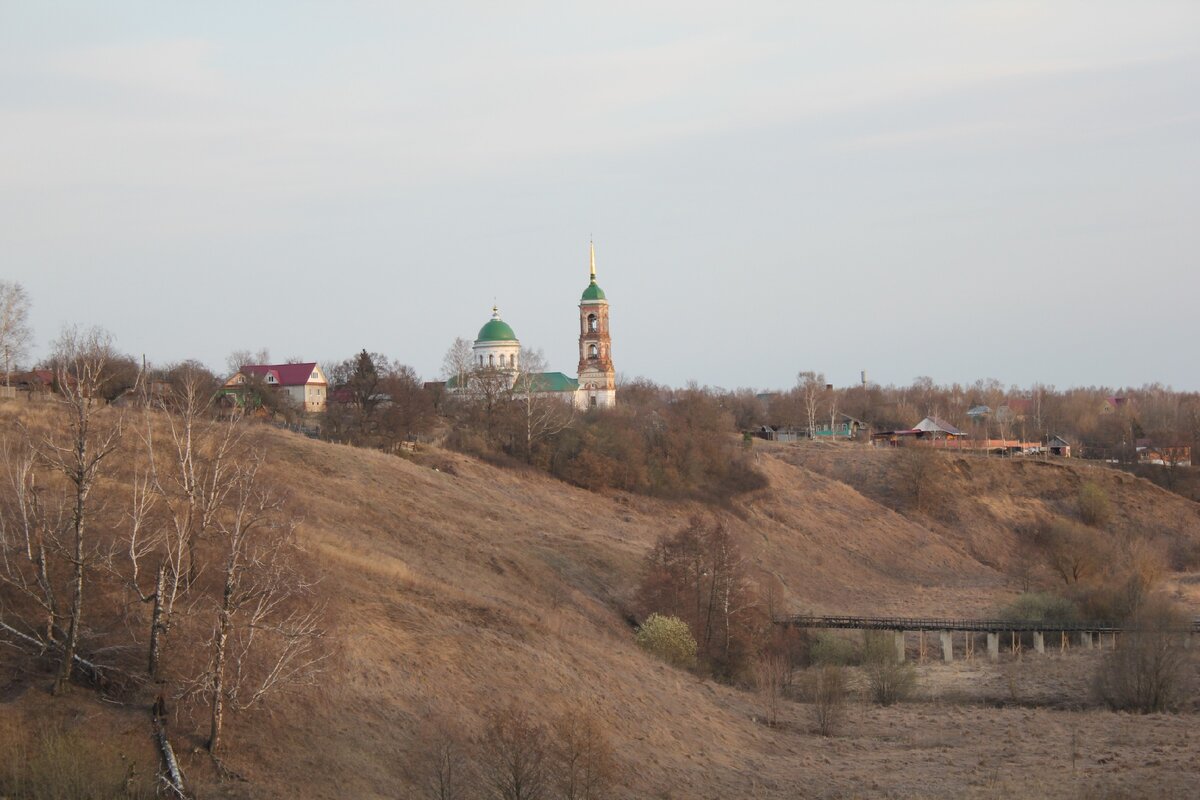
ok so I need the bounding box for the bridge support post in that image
[986,632,999,662]
[940,631,953,663]
[1078,631,1093,649]
[1032,631,1045,654]
[894,631,906,662]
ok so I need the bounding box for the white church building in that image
[452,243,616,410]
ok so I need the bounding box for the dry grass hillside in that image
[4,424,1200,798]
[776,441,1200,601]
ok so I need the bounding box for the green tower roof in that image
[476,307,518,343]
[581,240,607,302]
[581,280,606,302]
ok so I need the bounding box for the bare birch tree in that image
[34,328,123,693]
[827,385,840,439]
[551,709,615,800]
[441,337,473,387]
[511,349,575,462]
[187,454,325,755]
[0,281,32,386]
[797,372,824,439]
[127,366,243,679]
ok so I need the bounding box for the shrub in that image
[1094,597,1196,713]
[635,614,697,669]
[550,709,616,800]
[999,592,1079,625]
[810,665,847,737]
[752,654,789,727]
[861,631,915,706]
[1078,482,1111,527]
[809,631,860,666]
[635,519,763,680]
[477,705,550,800]
[1038,517,1106,585]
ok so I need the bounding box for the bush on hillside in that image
[808,632,861,666]
[1078,481,1111,527]
[861,631,915,706]
[1094,597,1196,713]
[445,379,768,503]
[635,614,697,669]
[1038,517,1108,586]
[999,592,1079,625]
[809,665,848,737]
[635,518,766,680]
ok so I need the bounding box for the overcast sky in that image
[3,2,1198,391]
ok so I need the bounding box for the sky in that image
[3,1,1199,391]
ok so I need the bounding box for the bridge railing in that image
[777,614,1200,634]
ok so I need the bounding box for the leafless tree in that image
[0,280,32,386]
[753,654,788,727]
[463,365,516,443]
[797,372,824,439]
[550,709,615,800]
[0,442,63,644]
[185,455,325,755]
[441,337,474,387]
[826,385,840,439]
[478,705,549,800]
[810,664,846,736]
[225,348,271,377]
[511,349,575,461]
[127,366,243,679]
[1095,597,1196,713]
[410,712,474,800]
[893,446,943,514]
[32,328,124,694]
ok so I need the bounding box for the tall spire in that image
[589,239,596,282]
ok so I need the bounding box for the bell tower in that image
[576,241,616,409]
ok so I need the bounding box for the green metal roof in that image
[581,280,606,302]
[527,372,579,392]
[476,317,518,343]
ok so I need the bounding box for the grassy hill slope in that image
[4,427,1200,798]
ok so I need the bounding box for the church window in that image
[489,354,494,367]
[589,395,597,408]
[588,314,597,332]
[588,344,598,359]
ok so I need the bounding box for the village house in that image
[221,362,329,413]
[757,414,867,442]
[1046,435,1072,458]
[1136,440,1191,467]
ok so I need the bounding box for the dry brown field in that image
[2,417,1199,799]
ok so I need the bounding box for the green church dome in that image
[581,280,606,302]
[476,308,518,342]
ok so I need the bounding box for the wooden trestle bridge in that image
[778,614,1199,663]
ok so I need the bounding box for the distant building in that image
[1100,396,1132,414]
[221,362,329,413]
[1136,442,1191,466]
[1047,435,1072,458]
[448,242,617,410]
